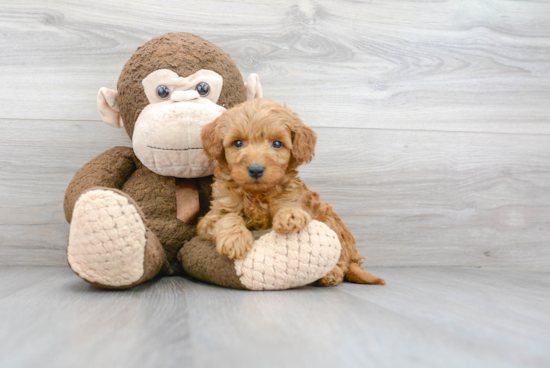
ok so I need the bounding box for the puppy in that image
[197,98,385,286]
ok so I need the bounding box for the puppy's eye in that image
[157,85,170,99]
[272,140,283,149]
[196,82,210,96]
[233,140,244,148]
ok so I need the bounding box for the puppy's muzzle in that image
[248,164,264,179]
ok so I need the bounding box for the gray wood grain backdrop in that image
[1,0,549,268]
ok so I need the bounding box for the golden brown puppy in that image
[197,98,385,286]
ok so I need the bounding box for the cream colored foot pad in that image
[235,220,342,290]
[68,189,146,287]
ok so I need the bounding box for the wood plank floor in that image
[0,267,548,368]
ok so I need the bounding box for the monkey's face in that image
[132,69,226,178]
[97,33,263,179]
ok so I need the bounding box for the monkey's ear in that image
[245,74,263,101]
[201,115,224,161]
[97,88,124,128]
[290,114,317,165]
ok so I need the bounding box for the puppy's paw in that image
[197,217,215,241]
[273,207,312,234]
[216,228,255,260]
[317,265,345,287]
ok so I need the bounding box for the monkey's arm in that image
[64,146,137,222]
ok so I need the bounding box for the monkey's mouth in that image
[147,145,203,151]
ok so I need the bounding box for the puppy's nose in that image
[248,164,264,179]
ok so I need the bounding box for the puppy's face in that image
[201,99,317,192]
[223,115,292,192]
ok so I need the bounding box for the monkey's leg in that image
[67,188,167,289]
[180,220,342,290]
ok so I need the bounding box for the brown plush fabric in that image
[64,146,136,223]
[117,32,247,138]
[64,33,245,286]
[179,237,246,290]
[178,230,270,290]
[139,228,168,284]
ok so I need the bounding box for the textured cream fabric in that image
[245,73,263,101]
[67,190,146,287]
[97,87,124,128]
[142,69,224,105]
[132,94,225,178]
[235,220,341,290]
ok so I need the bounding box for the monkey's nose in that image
[248,164,264,179]
[171,90,200,102]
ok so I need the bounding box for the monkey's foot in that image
[181,220,342,290]
[235,220,342,290]
[67,189,165,289]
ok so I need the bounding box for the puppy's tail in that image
[345,262,386,285]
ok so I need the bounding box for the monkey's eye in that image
[272,140,283,149]
[196,82,210,96]
[157,85,170,99]
[233,140,244,148]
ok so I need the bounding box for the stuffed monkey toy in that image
[64,32,341,290]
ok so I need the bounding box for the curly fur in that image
[197,98,385,286]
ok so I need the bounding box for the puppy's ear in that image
[201,115,224,161]
[289,113,317,164]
